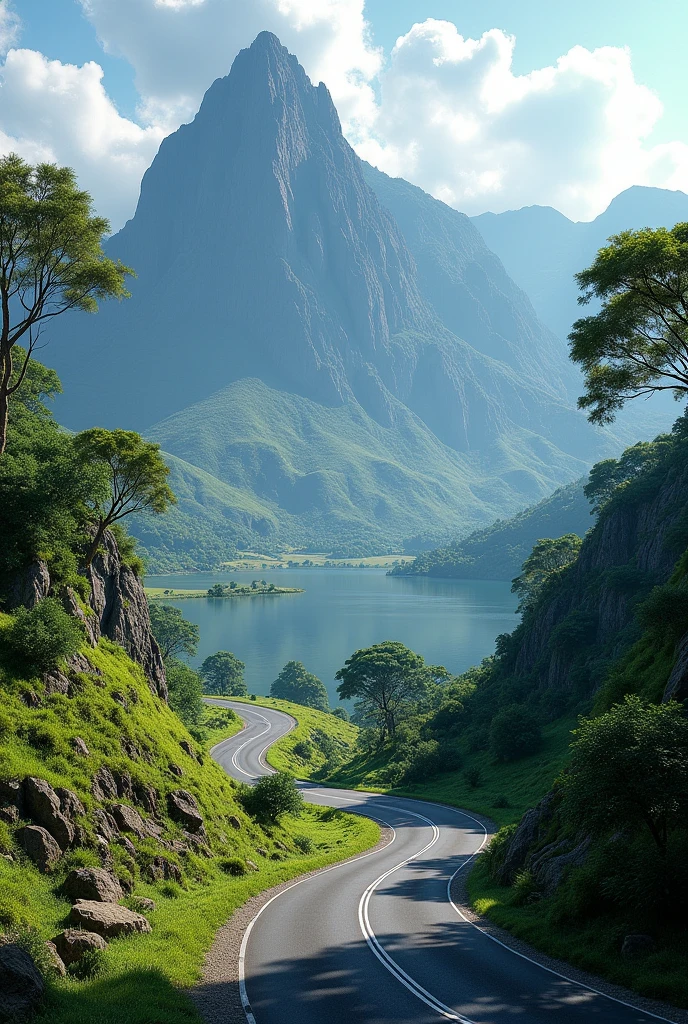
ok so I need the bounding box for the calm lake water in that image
[146,569,518,703]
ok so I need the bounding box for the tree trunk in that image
[0,345,11,456]
[83,520,108,569]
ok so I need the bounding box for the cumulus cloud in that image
[358,20,688,220]
[1,4,688,229]
[0,47,164,228]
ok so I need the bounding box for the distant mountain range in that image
[44,33,684,568]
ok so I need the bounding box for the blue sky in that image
[3,1,687,230]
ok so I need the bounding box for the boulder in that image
[0,805,18,825]
[92,808,118,841]
[111,691,128,709]
[228,815,242,831]
[167,790,203,832]
[17,825,61,872]
[111,803,146,838]
[63,867,123,904]
[52,929,108,967]
[144,856,182,884]
[621,934,656,958]
[95,836,113,867]
[246,860,259,872]
[495,794,554,885]
[55,788,85,820]
[0,943,45,1022]
[180,740,197,760]
[44,942,66,978]
[133,897,156,913]
[68,900,152,938]
[4,561,50,611]
[169,763,183,777]
[114,770,134,800]
[134,782,158,814]
[23,777,74,850]
[91,766,118,802]
[21,690,41,708]
[117,835,137,858]
[72,737,90,757]
[256,847,268,857]
[43,669,70,696]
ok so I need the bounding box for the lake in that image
[146,569,518,703]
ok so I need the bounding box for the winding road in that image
[208,700,679,1024]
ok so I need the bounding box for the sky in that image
[2,0,688,232]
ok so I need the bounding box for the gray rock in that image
[56,788,85,820]
[111,803,146,839]
[63,867,123,904]
[117,834,137,858]
[167,790,203,832]
[68,900,152,938]
[663,630,688,703]
[0,779,23,812]
[529,836,591,895]
[0,943,45,1021]
[621,934,656,957]
[133,897,156,913]
[52,929,108,966]
[91,765,118,802]
[4,561,50,611]
[169,763,183,777]
[180,740,197,760]
[114,770,134,800]
[134,782,158,814]
[60,586,99,647]
[72,737,90,757]
[246,860,259,872]
[44,941,66,977]
[144,856,182,884]
[21,690,41,708]
[496,793,554,885]
[23,777,74,850]
[0,805,18,824]
[43,669,70,696]
[17,825,61,872]
[228,815,242,830]
[92,808,119,841]
[95,836,113,866]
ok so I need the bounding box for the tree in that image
[563,696,688,856]
[165,657,204,728]
[569,223,688,424]
[200,650,247,696]
[511,534,582,612]
[584,441,663,515]
[331,706,349,722]
[489,704,542,762]
[270,661,330,712]
[5,597,84,672]
[240,772,303,823]
[335,641,440,743]
[148,603,199,661]
[73,428,175,567]
[0,155,131,454]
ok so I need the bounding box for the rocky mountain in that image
[46,32,627,560]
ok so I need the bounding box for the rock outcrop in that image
[167,789,204,832]
[69,900,152,938]
[17,825,62,873]
[63,868,123,904]
[0,943,45,1022]
[3,561,50,611]
[22,778,74,850]
[53,929,108,966]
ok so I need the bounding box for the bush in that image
[511,869,541,906]
[165,657,204,728]
[331,706,349,721]
[484,823,517,881]
[4,598,83,672]
[68,947,106,980]
[219,857,247,876]
[489,704,542,762]
[294,835,314,854]
[293,740,313,761]
[464,766,482,788]
[240,772,304,823]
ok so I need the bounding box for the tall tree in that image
[200,651,247,696]
[569,223,688,423]
[336,641,440,743]
[0,155,131,453]
[270,660,330,712]
[148,603,199,661]
[74,428,175,567]
[511,534,582,612]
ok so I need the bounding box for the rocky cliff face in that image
[508,454,688,700]
[5,533,166,701]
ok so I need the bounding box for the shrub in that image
[293,740,313,761]
[68,947,106,980]
[484,823,517,881]
[489,704,542,762]
[219,857,247,876]
[493,795,511,809]
[331,706,349,721]
[166,658,204,728]
[464,766,482,788]
[4,598,83,672]
[160,881,181,898]
[511,869,541,906]
[240,772,304,823]
[294,835,314,854]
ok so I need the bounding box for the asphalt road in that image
[208,700,678,1024]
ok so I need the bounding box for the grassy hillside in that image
[138,378,593,570]
[228,696,359,778]
[393,478,590,581]
[0,627,378,1023]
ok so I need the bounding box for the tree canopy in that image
[336,641,443,743]
[569,222,688,423]
[73,428,175,567]
[511,534,582,613]
[583,440,664,515]
[200,650,247,696]
[165,657,204,729]
[148,603,199,661]
[0,155,132,453]
[270,660,329,712]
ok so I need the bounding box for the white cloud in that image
[359,20,688,220]
[0,0,20,55]
[1,5,688,229]
[0,48,164,229]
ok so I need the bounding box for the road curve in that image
[209,700,678,1024]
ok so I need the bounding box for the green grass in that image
[467,859,688,1008]
[0,617,378,1023]
[228,696,359,778]
[199,704,244,749]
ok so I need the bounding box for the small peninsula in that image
[146,581,304,600]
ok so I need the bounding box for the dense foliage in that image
[165,656,205,729]
[3,598,84,672]
[270,661,329,712]
[148,602,200,660]
[200,651,247,696]
[510,534,582,612]
[240,772,304,823]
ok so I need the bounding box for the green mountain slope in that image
[394,478,591,581]
[140,378,593,565]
